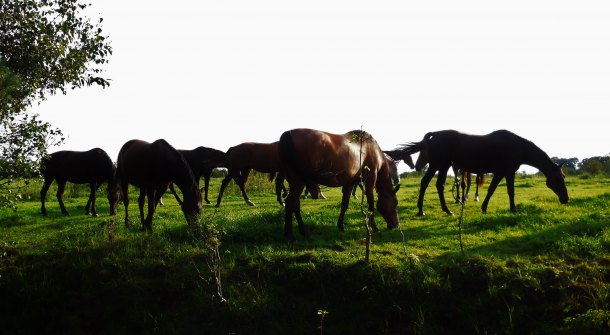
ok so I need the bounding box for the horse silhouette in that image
[215,141,285,207]
[40,148,119,217]
[115,139,202,231]
[398,129,568,216]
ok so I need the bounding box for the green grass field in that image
[1,172,609,334]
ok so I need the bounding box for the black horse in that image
[398,129,568,216]
[167,146,226,205]
[40,148,119,216]
[115,139,202,231]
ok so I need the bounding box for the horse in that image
[114,139,202,231]
[40,148,119,217]
[278,128,402,240]
[166,146,226,205]
[215,141,286,207]
[301,151,409,200]
[414,149,485,203]
[397,129,568,216]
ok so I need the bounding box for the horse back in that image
[225,142,281,173]
[117,139,194,189]
[42,148,113,184]
[280,128,376,187]
[429,130,526,174]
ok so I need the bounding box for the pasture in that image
[1,172,609,334]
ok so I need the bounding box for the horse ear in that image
[393,184,401,194]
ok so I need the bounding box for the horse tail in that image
[278,130,296,169]
[399,140,427,155]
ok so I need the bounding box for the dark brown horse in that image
[398,129,568,216]
[415,149,485,203]
[279,128,402,240]
[40,148,119,217]
[215,141,285,207]
[115,139,202,231]
[167,146,226,205]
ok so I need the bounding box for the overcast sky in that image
[34,0,610,173]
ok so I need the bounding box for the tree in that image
[0,0,111,207]
[579,156,610,175]
[551,157,579,175]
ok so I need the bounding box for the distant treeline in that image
[551,155,610,175]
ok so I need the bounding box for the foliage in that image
[0,0,111,206]
[579,156,610,175]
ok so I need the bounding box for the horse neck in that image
[170,154,198,199]
[375,160,392,193]
[523,141,556,176]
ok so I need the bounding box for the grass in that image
[1,172,610,334]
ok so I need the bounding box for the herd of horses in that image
[40,128,569,240]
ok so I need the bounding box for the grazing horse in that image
[115,139,202,231]
[279,128,402,240]
[215,141,286,207]
[398,129,568,216]
[40,148,119,217]
[415,149,485,203]
[167,146,226,205]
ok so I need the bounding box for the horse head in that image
[107,185,121,216]
[414,149,429,171]
[546,162,569,204]
[181,187,203,224]
[376,161,400,229]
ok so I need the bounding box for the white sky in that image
[34,0,610,173]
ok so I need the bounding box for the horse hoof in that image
[92,213,99,217]
[205,200,211,204]
[416,211,425,217]
[246,200,255,206]
[445,211,454,216]
[63,212,70,216]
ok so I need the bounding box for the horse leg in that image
[481,174,504,214]
[464,172,472,202]
[138,188,146,225]
[294,197,309,237]
[215,173,233,208]
[337,185,353,231]
[168,183,183,205]
[85,182,93,215]
[40,177,53,216]
[121,181,130,226]
[364,175,379,232]
[475,175,481,202]
[56,180,69,216]
[284,181,305,241]
[452,174,460,204]
[237,168,255,206]
[86,182,99,217]
[506,172,517,213]
[274,173,285,206]
[203,173,212,204]
[417,169,436,216]
[143,189,155,232]
[436,167,453,215]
